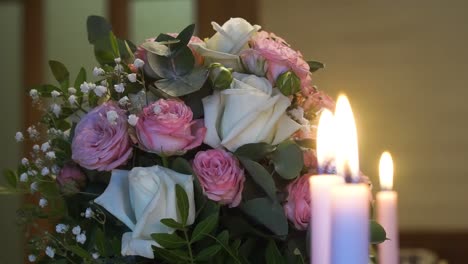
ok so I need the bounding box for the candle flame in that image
[317,109,336,170]
[379,151,394,190]
[335,95,360,181]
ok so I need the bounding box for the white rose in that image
[94,166,195,259]
[203,73,302,151]
[190,18,261,72]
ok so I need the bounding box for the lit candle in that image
[331,95,370,264]
[309,109,344,264]
[377,152,399,264]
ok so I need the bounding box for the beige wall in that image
[260,0,468,230]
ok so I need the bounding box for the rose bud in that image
[57,163,87,193]
[209,63,233,90]
[240,49,268,76]
[276,71,301,96]
[284,174,312,230]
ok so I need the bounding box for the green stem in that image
[161,156,169,168]
[183,229,194,264]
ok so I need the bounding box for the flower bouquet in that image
[3,16,386,263]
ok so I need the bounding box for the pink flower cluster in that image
[135,99,206,155]
[72,102,132,171]
[192,149,245,207]
[247,31,314,95]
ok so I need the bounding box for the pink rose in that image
[135,99,206,156]
[57,163,86,189]
[250,31,313,95]
[302,90,336,113]
[303,150,318,173]
[72,102,133,171]
[192,149,245,207]
[284,174,312,230]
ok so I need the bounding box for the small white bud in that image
[39,198,48,208]
[127,114,139,126]
[55,223,68,233]
[114,57,121,64]
[29,89,39,100]
[51,90,61,98]
[92,252,100,259]
[68,87,77,94]
[127,73,137,83]
[20,173,28,182]
[101,79,108,86]
[114,64,124,72]
[119,96,130,106]
[106,110,119,125]
[80,82,90,94]
[76,233,87,244]
[114,83,125,93]
[15,132,24,142]
[93,67,105,77]
[45,246,55,258]
[133,58,145,68]
[21,158,29,166]
[72,225,81,235]
[41,142,51,152]
[45,151,56,160]
[28,254,36,262]
[32,145,40,152]
[41,167,50,176]
[94,85,107,97]
[30,182,38,193]
[68,95,77,105]
[84,208,94,219]
[51,103,61,118]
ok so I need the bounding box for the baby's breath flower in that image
[45,246,55,258]
[32,144,40,152]
[114,64,124,72]
[20,173,28,182]
[106,111,119,125]
[27,170,37,176]
[92,252,100,259]
[84,207,94,219]
[21,158,29,166]
[34,158,43,168]
[93,67,105,77]
[27,126,39,139]
[15,132,24,142]
[127,114,138,126]
[28,254,36,262]
[72,225,81,235]
[94,85,107,97]
[39,198,48,208]
[127,73,137,83]
[133,58,145,68]
[51,103,61,117]
[68,87,77,94]
[68,95,77,105]
[119,96,130,106]
[41,167,50,176]
[30,182,38,193]
[80,82,90,94]
[41,142,51,152]
[76,233,86,244]
[100,80,108,86]
[114,83,125,93]
[29,89,39,101]
[55,223,69,234]
[46,151,56,160]
[51,90,61,98]
[114,57,121,64]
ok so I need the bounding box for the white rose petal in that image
[94,166,195,259]
[133,58,144,68]
[45,246,55,258]
[127,73,137,83]
[15,132,24,142]
[72,225,81,235]
[114,83,125,93]
[39,198,48,208]
[127,114,138,126]
[94,85,107,97]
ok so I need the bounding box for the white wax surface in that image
[377,191,399,264]
[310,175,344,264]
[331,184,370,264]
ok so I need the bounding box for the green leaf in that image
[93,37,116,65]
[74,67,86,91]
[265,240,286,264]
[3,169,17,188]
[370,220,387,244]
[160,218,185,230]
[171,157,193,175]
[154,67,208,97]
[239,157,277,200]
[49,60,70,86]
[156,33,178,43]
[195,244,222,261]
[109,31,120,57]
[235,143,276,161]
[152,246,190,262]
[241,198,288,236]
[276,71,300,96]
[272,141,303,180]
[191,214,218,243]
[87,15,112,44]
[94,228,107,257]
[307,60,325,72]
[217,230,229,246]
[174,24,195,50]
[68,245,91,259]
[176,184,189,225]
[151,233,186,249]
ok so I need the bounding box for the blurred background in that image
[0,0,467,263]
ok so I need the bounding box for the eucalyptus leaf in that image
[239,157,277,200]
[241,198,288,236]
[176,184,189,225]
[191,214,218,243]
[272,141,303,180]
[156,33,178,42]
[154,67,208,97]
[87,15,112,44]
[307,60,325,72]
[151,233,186,249]
[235,143,276,161]
[370,220,387,244]
[265,240,286,264]
[141,41,171,57]
[174,24,195,50]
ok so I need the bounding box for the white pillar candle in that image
[377,152,399,264]
[330,95,370,264]
[309,109,345,264]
